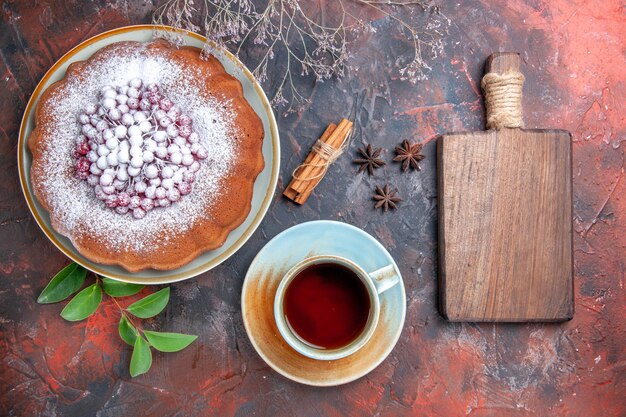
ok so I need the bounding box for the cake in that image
[28,39,265,272]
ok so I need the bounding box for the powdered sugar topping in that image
[36,42,239,254]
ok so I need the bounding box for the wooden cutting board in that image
[438,53,573,322]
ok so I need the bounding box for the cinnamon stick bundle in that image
[283,119,353,204]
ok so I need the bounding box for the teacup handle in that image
[368,264,400,294]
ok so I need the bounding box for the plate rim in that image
[17,24,280,284]
[241,220,407,386]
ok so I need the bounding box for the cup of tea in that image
[274,255,400,360]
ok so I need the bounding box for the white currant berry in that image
[133,111,147,123]
[141,198,154,211]
[96,155,108,170]
[86,151,98,163]
[115,206,129,215]
[116,166,129,181]
[130,157,144,168]
[190,161,200,172]
[144,139,157,152]
[182,154,194,166]
[167,188,180,202]
[102,98,117,110]
[145,186,156,199]
[96,120,108,132]
[173,136,187,147]
[153,131,167,143]
[178,182,192,195]
[134,180,147,194]
[97,144,110,157]
[128,125,141,137]
[103,89,117,99]
[127,97,139,109]
[188,132,199,143]
[158,198,170,207]
[108,108,122,121]
[117,149,130,164]
[100,173,113,186]
[170,152,182,165]
[103,129,115,141]
[142,150,154,163]
[183,171,195,183]
[177,113,191,126]
[129,78,142,88]
[115,125,128,138]
[172,171,183,183]
[102,185,116,195]
[155,147,168,159]
[133,208,146,219]
[158,117,172,128]
[122,113,134,126]
[90,163,102,175]
[84,103,97,114]
[196,146,208,159]
[139,120,152,133]
[107,153,119,167]
[149,177,161,186]
[162,178,174,189]
[167,144,180,155]
[78,113,90,125]
[130,146,143,158]
[127,87,140,98]
[129,196,141,209]
[139,99,151,111]
[113,179,126,191]
[144,164,158,179]
[155,187,166,200]
[129,136,143,148]
[128,166,141,177]
[166,124,179,138]
[161,166,174,179]
[105,137,118,150]
[87,175,99,186]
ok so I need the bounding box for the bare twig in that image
[153,0,449,112]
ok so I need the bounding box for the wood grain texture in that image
[439,51,574,322]
[438,128,573,321]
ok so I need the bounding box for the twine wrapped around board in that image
[481,70,525,130]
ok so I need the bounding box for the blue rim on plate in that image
[17,25,280,284]
[241,220,407,386]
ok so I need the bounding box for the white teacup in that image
[274,255,400,361]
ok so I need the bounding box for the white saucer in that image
[241,220,406,386]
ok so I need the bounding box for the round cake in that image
[28,39,265,272]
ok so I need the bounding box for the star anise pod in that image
[354,144,385,175]
[373,184,402,212]
[393,139,425,172]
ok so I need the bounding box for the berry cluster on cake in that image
[28,39,265,272]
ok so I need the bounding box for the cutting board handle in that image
[482,52,525,130]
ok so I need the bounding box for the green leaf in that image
[144,331,198,352]
[130,336,152,377]
[37,263,87,304]
[119,315,138,346]
[102,277,144,297]
[127,287,170,319]
[60,283,102,321]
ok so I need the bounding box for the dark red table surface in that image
[1,1,624,416]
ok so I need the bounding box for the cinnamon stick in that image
[283,118,352,204]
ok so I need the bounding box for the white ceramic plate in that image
[17,25,280,284]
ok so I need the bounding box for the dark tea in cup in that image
[282,262,371,349]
